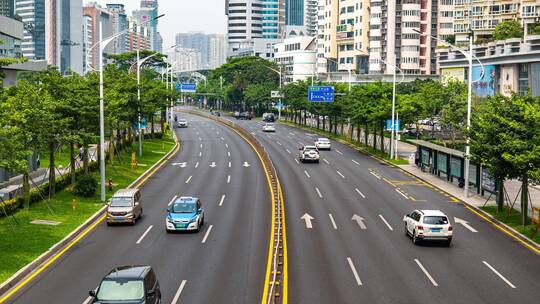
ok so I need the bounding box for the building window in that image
[523,6,536,17]
[518,64,529,95]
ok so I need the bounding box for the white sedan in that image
[404,209,453,246]
[314,137,331,150]
[298,145,320,163]
[262,123,276,132]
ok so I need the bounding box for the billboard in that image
[441,67,465,84]
[308,86,334,102]
[472,65,496,97]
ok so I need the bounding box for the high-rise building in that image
[170,47,202,72]
[208,34,226,68]
[15,0,46,60]
[125,15,151,52]
[261,0,285,39]
[175,32,226,69]
[106,3,127,54]
[83,3,114,72]
[226,0,264,53]
[0,0,15,17]
[286,0,303,25]
[303,0,317,36]
[316,0,338,74]
[133,0,161,52]
[274,36,316,82]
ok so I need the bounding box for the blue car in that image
[166,197,205,232]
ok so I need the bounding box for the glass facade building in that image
[285,0,303,26]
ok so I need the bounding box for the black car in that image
[89,265,161,304]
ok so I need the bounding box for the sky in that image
[90,0,227,47]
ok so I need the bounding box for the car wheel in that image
[404,224,409,236]
[315,160,319,163]
[200,215,204,226]
[412,231,420,245]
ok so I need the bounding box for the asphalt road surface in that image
[4,112,270,304]
[228,115,540,304]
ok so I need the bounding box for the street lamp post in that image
[264,65,283,120]
[324,57,352,92]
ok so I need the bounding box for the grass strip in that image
[0,135,175,282]
[480,205,540,245]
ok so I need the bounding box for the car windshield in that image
[179,119,187,123]
[305,147,317,151]
[172,202,197,213]
[423,216,448,225]
[96,279,144,301]
[110,197,133,207]
[266,124,274,126]
[318,138,329,142]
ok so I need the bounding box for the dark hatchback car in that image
[89,265,161,304]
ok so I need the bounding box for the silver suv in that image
[107,189,143,225]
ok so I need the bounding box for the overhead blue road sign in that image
[308,86,334,102]
[177,83,196,93]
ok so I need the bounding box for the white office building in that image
[274,35,317,82]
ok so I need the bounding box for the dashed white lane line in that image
[395,188,409,199]
[337,171,345,179]
[286,149,291,154]
[352,159,360,165]
[199,151,202,157]
[483,261,516,288]
[336,149,344,155]
[185,176,192,184]
[378,214,394,231]
[328,213,338,230]
[201,225,213,244]
[228,161,231,168]
[136,225,153,244]
[227,175,231,184]
[218,194,226,207]
[370,171,381,180]
[195,161,199,168]
[220,137,225,141]
[347,257,363,286]
[355,188,366,198]
[277,141,282,146]
[225,143,229,149]
[171,280,187,304]
[304,170,311,178]
[323,158,330,165]
[200,143,202,149]
[168,195,178,206]
[297,141,304,145]
[414,259,438,287]
[315,187,323,198]
[295,159,299,164]
[198,137,202,141]
[227,151,231,157]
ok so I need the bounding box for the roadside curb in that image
[0,132,180,301]
[282,120,540,255]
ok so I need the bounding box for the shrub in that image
[493,20,523,41]
[73,174,97,197]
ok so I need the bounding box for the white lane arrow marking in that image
[352,214,367,229]
[454,217,478,232]
[243,161,250,167]
[209,162,216,168]
[172,162,187,168]
[301,213,314,229]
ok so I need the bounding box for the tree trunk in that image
[323,116,326,131]
[48,141,56,196]
[70,141,76,186]
[496,177,504,213]
[364,121,369,146]
[160,110,166,136]
[357,121,361,142]
[372,123,377,150]
[109,130,115,165]
[83,145,89,174]
[521,173,529,226]
[380,120,385,153]
[151,114,155,138]
[23,171,30,210]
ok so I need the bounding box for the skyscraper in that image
[133,0,161,52]
[175,32,226,69]
[15,0,46,60]
[0,0,15,17]
[285,0,303,26]
[106,3,127,54]
[226,0,263,52]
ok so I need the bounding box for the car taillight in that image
[417,226,424,230]
[448,226,453,231]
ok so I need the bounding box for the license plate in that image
[176,224,186,229]
[431,228,441,232]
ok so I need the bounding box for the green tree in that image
[493,20,523,41]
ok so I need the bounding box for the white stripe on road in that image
[227,175,231,184]
[483,261,516,288]
[225,143,229,149]
[295,159,299,164]
[286,149,291,154]
[337,171,345,179]
[276,141,282,146]
[82,296,92,304]
[228,161,231,168]
[202,225,213,244]
[297,141,304,145]
[136,225,153,244]
[199,151,202,157]
[304,170,311,178]
[347,257,363,286]
[168,195,178,206]
[323,158,330,165]
[200,143,202,149]
[219,194,226,207]
[315,187,323,198]
[220,137,225,141]
[370,171,381,180]
[328,213,338,230]
[414,259,438,287]
[198,137,202,141]
[355,188,366,198]
[185,176,192,184]
[336,149,344,155]
[195,161,199,168]
[227,151,231,157]
[395,188,409,199]
[171,280,187,304]
[352,159,360,165]
[378,215,394,231]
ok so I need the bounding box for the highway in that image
[229,116,540,304]
[4,113,271,304]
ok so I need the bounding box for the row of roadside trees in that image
[0,51,176,210]
[198,56,540,225]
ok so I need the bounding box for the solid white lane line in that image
[295,159,299,164]
[355,188,366,198]
[168,195,178,206]
[199,151,202,157]
[286,149,291,154]
[227,175,231,184]
[483,261,516,288]
[219,194,226,207]
[370,171,381,180]
[328,213,338,230]
[195,162,199,168]
[337,171,345,179]
[304,170,311,178]
[352,159,360,165]
[378,214,394,231]
[201,225,213,244]
[225,143,229,149]
[228,161,231,168]
[315,187,323,198]
[171,280,187,304]
[185,176,192,184]
[277,141,282,146]
[347,257,363,286]
[323,158,330,165]
[136,225,153,244]
[395,188,409,199]
[414,259,438,287]
[227,151,231,157]
[336,149,344,155]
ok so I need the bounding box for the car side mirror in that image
[198,208,203,213]
[166,208,170,212]
[89,290,96,297]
